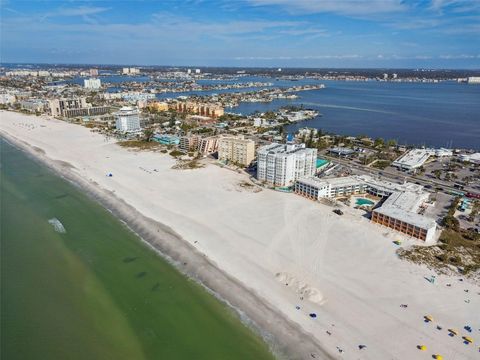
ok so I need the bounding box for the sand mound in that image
[276,272,325,304]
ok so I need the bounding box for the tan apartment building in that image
[147,101,169,112]
[179,135,200,152]
[197,136,219,154]
[217,135,255,166]
[170,101,224,118]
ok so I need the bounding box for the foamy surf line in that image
[48,217,66,233]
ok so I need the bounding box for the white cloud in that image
[54,6,110,17]
[234,54,361,60]
[248,0,407,16]
[439,54,480,59]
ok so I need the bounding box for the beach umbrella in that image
[417,345,427,351]
[433,355,443,360]
[424,315,433,322]
[448,328,458,335]
[463,336,473,343]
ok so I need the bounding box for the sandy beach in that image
[1,110,478,360]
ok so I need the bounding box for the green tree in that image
[387,139,397,147]
[442,215,459,231]
[143,129,154,142]
[374,138,385,148]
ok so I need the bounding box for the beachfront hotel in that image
[114,106,141,132]
[49,97,87,117]
[48,97,110,118]
[294,175,436,242]
[217,135,255,166]
[257,143,317,187]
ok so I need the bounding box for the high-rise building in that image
[217,136,255,166]
[467,76,480,84]
[84,78,101,89]
[89,68,99,76]
[197,136,219,154]
[49,98,88,117]
[257,143,317,187]
[195,69,201,74]
[115,106,141,132]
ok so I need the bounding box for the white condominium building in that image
[115,106,141,132]
[257,143,317,187]
[217,135,255,166]
[84,78,101,89]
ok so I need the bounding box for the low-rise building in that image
[459,153,480,164]
[19,99,47,113]
[152,134,180,145]
[294,175,436,242]
[217,135,255,166]
[257,143,317,187]
[392,149,431,170]
[328,147,355,157]
[115,106,141,132]
[63,106,110,118]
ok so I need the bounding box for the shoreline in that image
[1,130,333,360]
[2,110,478,360]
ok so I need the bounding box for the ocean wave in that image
[48,218,66,233]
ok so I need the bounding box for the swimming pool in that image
[316,158,329,168]
[356,198,374,206]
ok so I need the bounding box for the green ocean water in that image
[0,139,275,360]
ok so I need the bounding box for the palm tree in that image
[143,129,154,142]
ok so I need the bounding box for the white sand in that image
[2,110,478,359]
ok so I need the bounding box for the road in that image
[321,154,475,196]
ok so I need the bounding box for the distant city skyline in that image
[1,0,479,69]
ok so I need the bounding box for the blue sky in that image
[1,0,479,68]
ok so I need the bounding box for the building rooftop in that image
[374,197,436,230]
[329,147,355,155]
[392,149,431,168]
